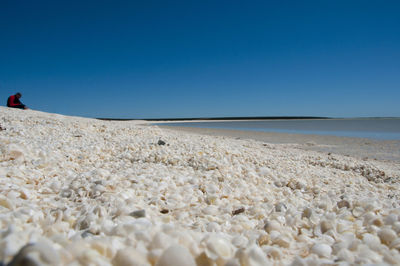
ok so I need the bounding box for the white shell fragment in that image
[0,107,399,265]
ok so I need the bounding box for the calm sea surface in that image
[161,118,400,140]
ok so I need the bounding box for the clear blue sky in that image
[1,0,399,118]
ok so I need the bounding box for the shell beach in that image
[1,107,400,265]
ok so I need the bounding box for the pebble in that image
[7,242,60,266]
[157,140,166,146]
[130,209,146,218]
[232,207,245,215]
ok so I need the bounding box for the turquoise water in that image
[161,118,400,140]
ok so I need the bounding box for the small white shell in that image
[390,238,400,250]
[0,196,15,210]
[378,228,397,245]
[264,220,280,233]
[271,233,291,248]
[352,207,365,218]
[156,245,196,266]
[337,200,350,209]
[206,222,221,232]
[225,258,241,266]
[392,222,400,234]
[290,256,307,266]
[384,214,398,226]
[362,233,381,249]
[336,248,354,263]
[204,236,233,260]
[112,248,150,266]
[381,248,400,264]
[363,212,377,225]
[348,239,362,251]
[358,245,382,263]
[310,243,332,258]
[150,232,175,250]
[202,206,218,215]
[264,246,282,260]
[231,235,248,248]
[257,234,270,246]
[240,244,270,266]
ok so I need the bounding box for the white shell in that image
[264,220,281,233]
[390,238,400,250]
[384,214,398,226]
[352,207,365,217]
[336,249,354,263]
[231,235,248,248]
[155,245,196,266]
[264,246,282,260]
[362,233,381,249]
[150,232,174,250]
[378,228,397,245]
[239,244,269,266]
[112,248,150,266]
[392,222,400,234]
[271,233,291,248]
[204,236,233,260]
[310,243,332,258]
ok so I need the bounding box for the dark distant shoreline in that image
[97,116,331,121]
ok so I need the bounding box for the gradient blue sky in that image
[1,0,399,118]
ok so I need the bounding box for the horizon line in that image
[95,116,400,122]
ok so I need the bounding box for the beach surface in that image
[159,125,400,163]
[1,107,400,265]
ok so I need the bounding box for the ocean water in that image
[162,118,400,140]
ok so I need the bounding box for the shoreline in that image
[97,116,331,121]
[159,125,400,163]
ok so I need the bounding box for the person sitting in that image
[7,92,27,109]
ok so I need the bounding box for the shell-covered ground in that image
[1,107,400,265]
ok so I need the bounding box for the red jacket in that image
[7,95,25,109]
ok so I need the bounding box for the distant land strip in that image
[96,116,331,121]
